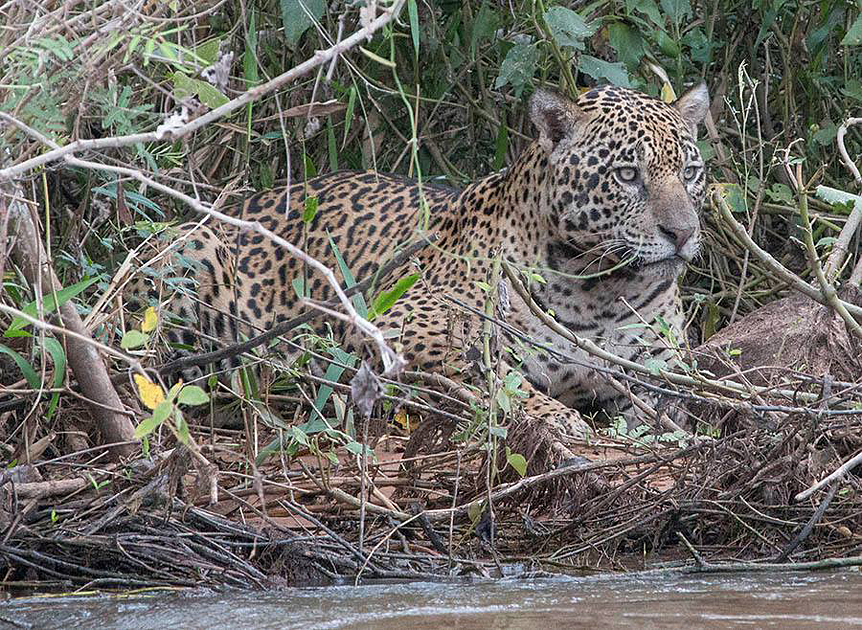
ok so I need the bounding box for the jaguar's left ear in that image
[673,82,710,136]
[529,89,584,152]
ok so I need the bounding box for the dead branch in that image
[5,188,137,460]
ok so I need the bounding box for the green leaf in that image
[644,358,667,376]
[721,183,748,213]
[291,425,309,446]
[343,85,356,146]
[195,38,222,66]
[303,196,319,223]
[41,337,66,420]
[496,389,511,413]
[680,26,714,65]
[494,43,538,96]
[654,29,680,58]
[306,346,357,429]
[506,451,528,478]
[243,9,259,86]
[0,344,39,388]
[292,276,308,299]
[134,400,173,438]
[812,123,837,146]
[281,0,326,47]
[177,385,210,406]
[5,277,99,336]
[120,329,149,350]
[608,23,645,70]
[304,153,317,178]
[470,2,500,57]
[543,6,597,50]
[369,273,419,319]
[175,411,191,445]
[489,425,508,438]
[345,441,365,455]
[328,233,368,318]
[765,183,794,205]
[578,55,630,87]
[407,0,420,55]
[841,13,862,46]
[171,72,229,109]
[659,0,691,26]
[843,79,862,103]
[625,0,663,26]
[815,186,861,211]
[166,380,184,403]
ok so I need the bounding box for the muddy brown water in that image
[3,570,862,629]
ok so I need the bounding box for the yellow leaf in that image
[660,81,677,103]
[394,409,412,432]
[141,306,158,333]
[134,374,165,410]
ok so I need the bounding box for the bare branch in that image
[837,117,862,186]
[0,1,407,182]
[712,189,862,322]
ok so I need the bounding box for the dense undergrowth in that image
[0,0,861,587]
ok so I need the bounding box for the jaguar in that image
[132,82,710,466]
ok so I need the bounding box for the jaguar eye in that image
[615,166,639,183]
[683,164,701,181]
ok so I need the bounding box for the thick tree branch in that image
[4,188,137,460]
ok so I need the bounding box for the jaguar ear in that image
[529,89,583,152]
[673,82,710,136]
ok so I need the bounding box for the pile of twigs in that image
[4,395,862,590]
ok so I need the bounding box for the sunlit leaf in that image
[5,277,100,336]
[142,306,158,333]
[370,273,419,319]
[134,374,165,410]
[507,451,528,478]
[134,399,172,438]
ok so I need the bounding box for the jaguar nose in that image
[658,224,695,252]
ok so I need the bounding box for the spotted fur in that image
[132,83,710,461]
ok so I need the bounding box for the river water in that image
[3,569,862,629]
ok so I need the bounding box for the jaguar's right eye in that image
[615,166,639,183]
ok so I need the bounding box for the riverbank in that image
[3,404,861,591]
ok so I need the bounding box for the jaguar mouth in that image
[636,255,688,276]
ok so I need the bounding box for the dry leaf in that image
[350,361,381,418]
